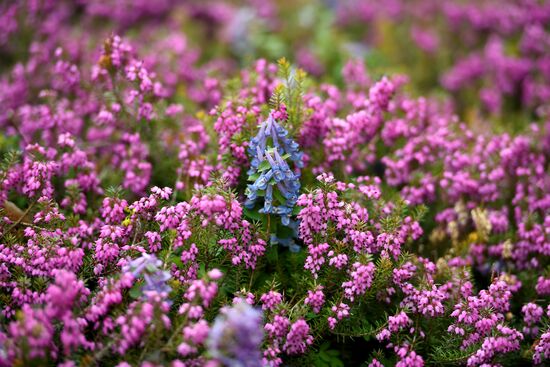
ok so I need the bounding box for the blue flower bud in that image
[244,198,256,209]
[281,215,290,226]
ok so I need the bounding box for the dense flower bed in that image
[0,1,549,366]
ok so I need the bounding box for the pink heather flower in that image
[185,279,218,308]
[233,292,255,305]
[328,303,351,330]
[316,173,335,183]
[533,330,550,365]
[349,229,376,253]
[369,76,395,110]
[411,26,439,53]
[45,270,90,319]
[536,276,550,296]
[101,197,128,224]
[368,358,384,367]
[401,285,447,317]
[393,262,416,285]
[283,319,313,355]
[377,311,412,343]
[522,302,544,336]
[342,59,370,88]
[265,315,291,339]
[260,291,283,311]
[144,231,162,252]
[395,345,424,367]
[328,251,348,269]
[342,262,376,301]
[467,325,523,366]
[448,279,516,349]
[207,269,223,280]
[332,303,350,320]
[183,319,210,344]
[151,186,172,200]
[178,303,204,320]
[304,286,325,314]
[7,304,56,357]
[115,296,170,354]
[304,242,330,278]
[177,342,196,357]
[327,317,337,330]
[263,345,283,367]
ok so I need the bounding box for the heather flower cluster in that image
[0,1,549,366]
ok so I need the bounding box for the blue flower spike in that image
[246,112,302,228]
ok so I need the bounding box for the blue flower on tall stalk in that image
[245,112,302,227]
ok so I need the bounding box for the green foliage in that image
[0,150,19,171]
[311,342,344,367]
[332,313,388,341]
[105,185,125,199]
[428,336,479,365]
[277,57,307,133]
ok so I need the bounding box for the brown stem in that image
[1,200,37,241]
